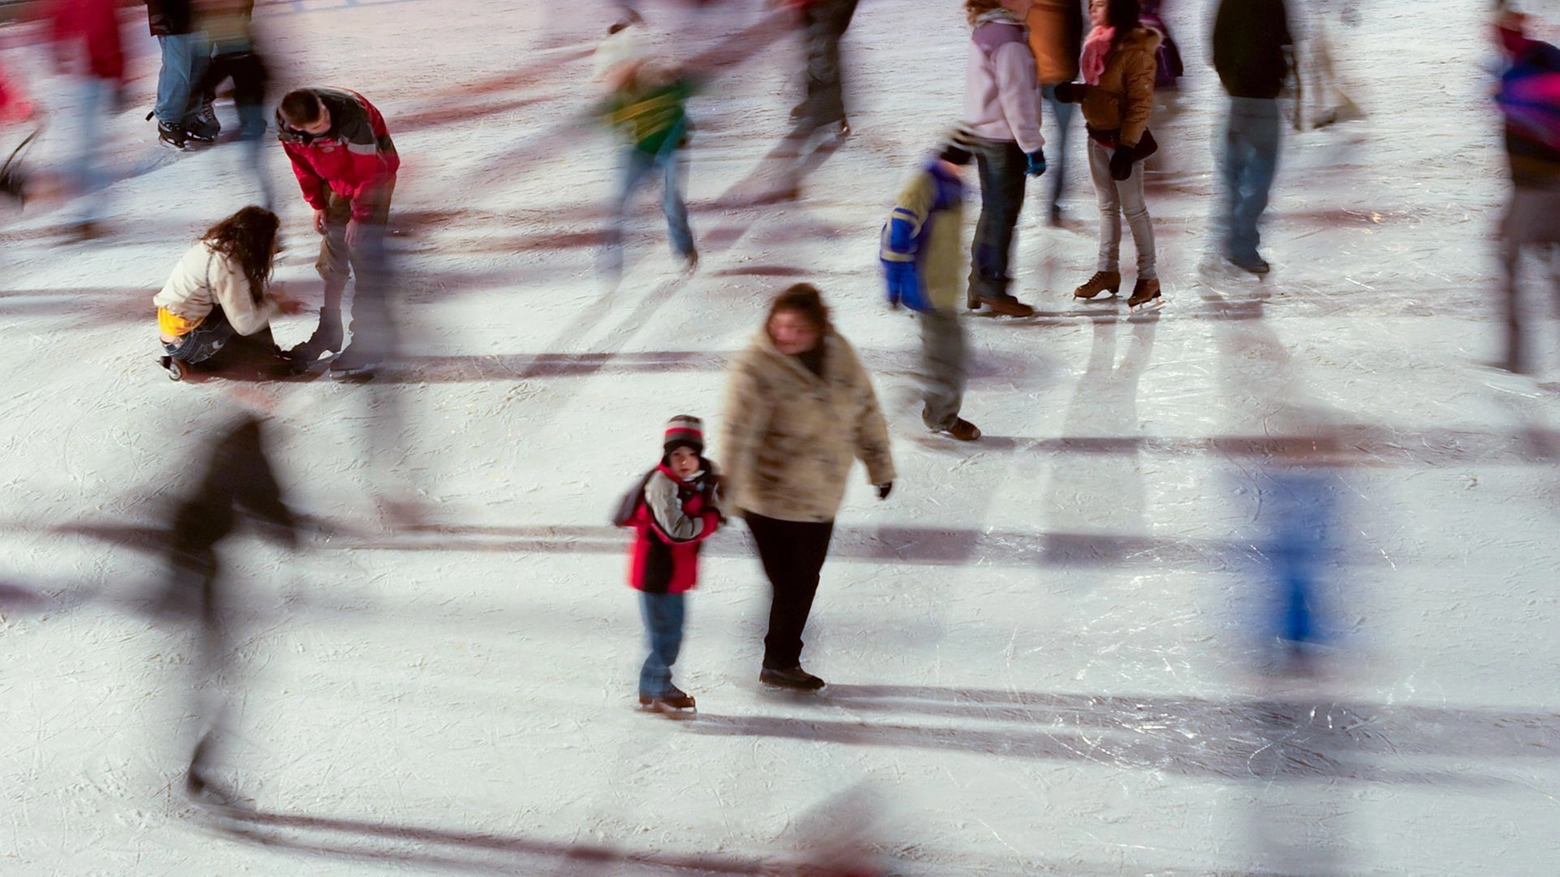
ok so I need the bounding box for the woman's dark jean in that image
[967,137,1029,304]
[745,511,835,670]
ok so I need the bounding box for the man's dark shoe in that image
[760,666,826,691]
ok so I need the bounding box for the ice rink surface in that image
[2,0,1559,874]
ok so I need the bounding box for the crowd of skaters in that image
[0,0,1549,847]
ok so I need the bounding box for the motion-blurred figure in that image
[146,0,217,148]
[1296,1,1364,129]
[276,86,400,378]
[1055,0,1163,311]
[197,0,273,209]
[1252,440,1342,674]
[153,206,304,381]
[46,0,126,240]
[1212,0,1291,276]
[1026,0,1085,225]
[0,60,38,206]
[784,0,859,140]
[1139,0,1182,89]
[880,128,982,441]
[1493,8,1560,374]
[596,15,699,279]
[962,0,1046,318]
[150,410,298,803]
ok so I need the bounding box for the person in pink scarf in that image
[1054,0,1163,310]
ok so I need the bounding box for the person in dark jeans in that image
[790,0,860,136]
[145,0,217,148]
[1212,0,1291,275]
[721,285,896,691]
[1028,1,1085,225]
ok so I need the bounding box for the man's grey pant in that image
[919,307,966,430]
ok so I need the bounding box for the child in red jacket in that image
[624,415,722,717]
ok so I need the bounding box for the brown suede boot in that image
[1074,270,1122,300]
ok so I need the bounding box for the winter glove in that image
[1025,149,1047,177]
[1109,147,1135,181]
[883,261,917,310]
[1052,81,1083,103]
[876,482,893,501]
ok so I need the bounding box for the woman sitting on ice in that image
[153,206,303,379]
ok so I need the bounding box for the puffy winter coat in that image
[48,0,125,83]
[721,328,895,523]
[626,464,722,594]
[152,241,281,338]
[1078,26,1160,148]
[1026,0,1084,87]
[880,159,965,313]
[277,88,399,223]
[963,10,1043,153]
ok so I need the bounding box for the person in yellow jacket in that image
[153,205,304,378]
[1054,0,1164,310]
[721,284,895,691]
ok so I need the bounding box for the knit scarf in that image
[1080,25,1115,85]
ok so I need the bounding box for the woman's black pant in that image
[745,511,835,670]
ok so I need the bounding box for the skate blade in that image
[640,702,697,719]
[1128,297,1166,315]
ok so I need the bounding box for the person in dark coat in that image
[1212,0,1292,275]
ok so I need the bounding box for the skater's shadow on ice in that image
[688,685,1560,784]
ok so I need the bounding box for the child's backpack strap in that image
[610,468,659,527]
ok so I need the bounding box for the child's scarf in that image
[1080,25,1116,85]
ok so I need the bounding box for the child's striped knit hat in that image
[663,415,704,454]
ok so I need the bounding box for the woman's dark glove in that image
[1052,81,1084,103]
[876,482,893,500]
[1109,147,1135,181]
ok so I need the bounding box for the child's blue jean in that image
[605,146,694,275]
[638,590,685,698]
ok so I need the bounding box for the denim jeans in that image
[919,307,966,430]
[163,305,234,365]
[967,137,1028,303]
[638,590,686,697]
[67,77,111,224]
[1220,96,1281,262]
[1041,84,1076,212]
[605,146,694,274]
[154,33,211,127]
[1087,138,1156,279]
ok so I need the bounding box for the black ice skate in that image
[639,686,697,718]
[760,665,826,692]
[1127,278,1164,313]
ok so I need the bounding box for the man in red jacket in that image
[276,86,399,377]
[48,0,126,239]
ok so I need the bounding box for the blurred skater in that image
[880,128,982,441]
[596,16,699,279]
[1212,0,1291,276]
[150,410,298,803]
[1251,440,1343,674]
[197,0,273,209]
[1027,0,1085,226]
[616,416,723,717]
[721,285,895,692]
[784,0,859,139]
[1297,0,1364,130]
[1055,0,1164,310]
[276,86,399,377]
[154,205,303,380]
[145,0,216,148]
[0,60,39,206]
[1139,0,1182,89]
[963,0,1047,318]
[46,0,127,240]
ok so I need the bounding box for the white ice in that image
[1,0,1558,874]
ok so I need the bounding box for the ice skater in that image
[618,416,724,717]
[1053,0,1164,311]
[153,205,304,381]
[144,0,217,148]
[721,285,895,692]
[595,16,699,278]
[46,0,127,240]
[276,86,400,377]
[1,59,40,207]
[1212,0,1292,276]
[881,127,982,441]
[962,0,1046,318]
[148,409,298,803]
[1493,7,1560,374]
[196,0,273,210]
[1026,0,1085,226]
